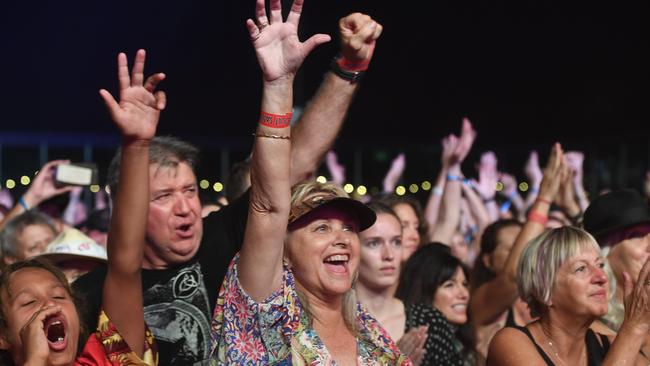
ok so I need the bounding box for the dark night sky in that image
[0,0,648,191]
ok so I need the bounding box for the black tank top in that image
[509,325,610,366]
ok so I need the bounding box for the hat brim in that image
[38,252,107,264]
[289,197,376,231]
[591,219,650,241]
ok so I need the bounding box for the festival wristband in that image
[528,211,548,226]
[259,111,293,129]
[447,174,463,182]
[18,196,29,211]
[336,57,370,72]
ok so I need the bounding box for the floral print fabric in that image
[210,254,411,365]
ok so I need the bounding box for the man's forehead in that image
[149,161,196,182]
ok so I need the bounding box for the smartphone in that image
[55,163,99,187]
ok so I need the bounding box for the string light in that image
[105,186,111,194]
[496,182,504,192]
[343,184,354,194]
[20,176,30,185]
[396,186,406,196]
[199,179,209,189]
[519,182,529,192]
[356,185,367,195]
[421,181,432,191]
[316,176,327,183]
[213,182,223,192]
[5,179,16,189]
[409,184,419,193]
[90,185,100,193]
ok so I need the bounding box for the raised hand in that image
[524,151,543,189]
[453,117,477,164]
[565,151,584,184]
[99,49,165,142]
[538,143,565,202]
[383,153,406,192]
[338,13,383,64]
[22,160,75,208]
[622,259,650,335]
[246,0,330,83]
[397,325,428,366]
[325,151,346,186]
[473,151,498,200]
[441,134,459,166]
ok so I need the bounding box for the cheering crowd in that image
[1,0,650,365]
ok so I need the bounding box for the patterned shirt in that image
[210,254,412,365]
[75,309,158,365]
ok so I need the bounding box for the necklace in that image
[538,325,586,366]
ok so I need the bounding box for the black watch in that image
[329,57,365,83]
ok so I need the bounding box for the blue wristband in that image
[447,174,462,182]
[18,197,29,211]
[499,200,512,214]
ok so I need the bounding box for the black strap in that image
[510,325,555,366]
[585,329,610,366]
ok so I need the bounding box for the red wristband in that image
[336,57,370,72]
[535,196,552,205]
[528,211,548,226]
[259,111,293,129]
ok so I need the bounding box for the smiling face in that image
[392,203,421,262]
[433,266,469,325]
[358,213,403,292]
[144,162,203,269]
[0,267,79,366]
[285,205,361,302]
[550,247,608,318]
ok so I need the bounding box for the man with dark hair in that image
[73,10,384,365]
[1,209,58,264]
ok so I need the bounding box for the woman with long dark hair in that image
[396,244,476,365]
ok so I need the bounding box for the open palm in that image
[99,49,165,141]
[246,0,330,82]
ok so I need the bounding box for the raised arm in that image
[424,135,455,238]
[238,0,330,302]
[523,150,543,212]
[470,143,565,326]
[99,49,165,357]
[431,118,476,245]
[565,151,589,215]
[383,153,406,193]
[290,12,381,184]
[0,160,73,231]
[473,151,500,222]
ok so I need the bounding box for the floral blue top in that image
[210,254,412,365]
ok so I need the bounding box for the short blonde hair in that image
[517,226,601,317]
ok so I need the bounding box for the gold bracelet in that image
[252,132,290,140]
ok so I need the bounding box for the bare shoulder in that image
[487,327,546,366]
